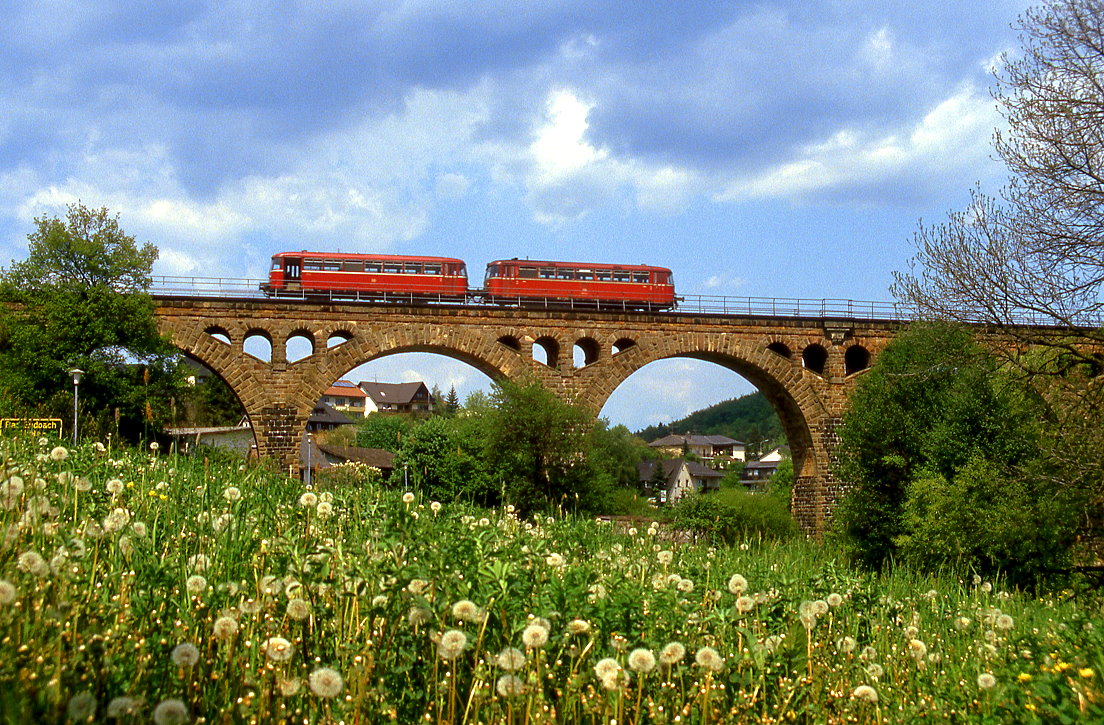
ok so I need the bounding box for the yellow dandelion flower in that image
[1079,668,1094,679]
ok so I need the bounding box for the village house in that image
[637,459,724,504]
[647,433,746,464]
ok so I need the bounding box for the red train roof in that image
[271,251,466,264]
[486,258,672,273]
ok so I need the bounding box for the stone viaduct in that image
[153,297,900,533]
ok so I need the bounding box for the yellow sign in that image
[1,418,64,435]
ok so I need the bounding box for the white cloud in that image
[435,172,470,199]
[716,83,1000,202]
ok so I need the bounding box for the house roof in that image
[309,402,354,426]
[316,444,395,471]
[637,459,724,485]
[648,433,744,448]
[323,381,368,398]
[358,381,429,405]
[744,460,779,471]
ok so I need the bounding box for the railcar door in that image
[284,257,302,281]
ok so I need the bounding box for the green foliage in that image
[834,321,1076,585]
[391,414,498,505]
[671,490,799,544]
[0,204,186,441]
[187,376,244,427]
[355,414,419,451]
[636,391,785,449]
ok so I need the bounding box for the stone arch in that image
[574,336,601,367]
[801,342,828,375]
[285,328,316,363]
[844,343,871,376]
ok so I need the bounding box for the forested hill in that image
[635,392,784,447]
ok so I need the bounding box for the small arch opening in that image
[205,326,231,345]
[286,330,315,363]
[802,343,828,375]
[498,335,521,351]
[533,336,560,369]
[845,345,870,375]
[244,329,273,362]
[573,337,600,368]
[767,342,791,358]
[612,338,636,355]
[327,331,352,348]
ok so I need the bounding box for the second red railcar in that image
[483,259,675,310]
[261,252,468,301]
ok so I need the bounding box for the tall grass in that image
[0,435,1100,723]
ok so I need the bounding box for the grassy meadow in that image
[0,435,1101,723]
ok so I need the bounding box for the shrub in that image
[671,489,798,543]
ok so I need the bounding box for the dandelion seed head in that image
[17,550,49,578]
[677,577,695,593]
[309,667,344,698]
[995,614,1014,631]
[66,691,96,720]
[152,698,188,725]
[264,636,294,662]
[222,487,241,502]
[437,629,468,660]
[908,638,927,661]
[105,697,140,718]
[826,592,844,607]
[628,648,656,673]
[298,492,318,508]
[522,622,549,649]
[659,641,686,665]
[496,646,527,672]
[287,597,311,621]
[0,579,16,605]
[866,663,884,679]
[852,684,878,703]
[106,479,124,495]
[594,657,621,680]
[977,672,997,689]
[402,492,415,504]
[657,550,674,566]
[49,446,69,462]
[185,575,207,595]
[171,642,200,668]
[451,599,484,624]
[566,618,591,635]
[695,646,724,672]
[496,674,525,697]
[212,615,238,640]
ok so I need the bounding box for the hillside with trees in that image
[635,391,785,452]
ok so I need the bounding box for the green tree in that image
[833,322,1077,584]
[392,414,497,504]
[0,204,184,440]
[444,385,461,416]
[355,414,419,452]
[892,0,1104,541]
[482,379,598,516]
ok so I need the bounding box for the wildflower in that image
[695,646,724,672]
[852,685,879,703]
[309,667,344,698]
[546,552,565,568]
[92,441,106,453]
[438,629,468,660]
[908,639,927,661]
[260,575,282,596]
[594,657,622,680]
[995,614,1014,631]
[17,551,49,578]
[736,595,755,614]
[402,492,415,504]
[212,615,238,640]
[866,663,884,679]
[977,672,997,690]
[1017,672,1033,683]
[287,598,311,621]
[186,575,208,595]
[430,500,442,513]
[152,698,188,725]
[451,599,484,624]
[566,618,591,635]
[171,643,201,668]
[0,580,15,605]
[408,606,433,627]
[522,622,550,649]
[628,648,657,673]
[223,487,241,502]
[826,592,844,607]
[496,674,525,697]
[677,577,695,593]
[149,441,160,451]
[187,554,210,572]
[264,636,295,662]
[980,581,993,593]
[497,647,526,671]
[837,636,858,654]
[1080,668,1095,679]
[105,697,140,718]
[954,616,972,630]
[106,479,124,495]
[316,501,334,518]
[657,550,674,566]
[49,446,69,462]
[660,641,686,665]
[298,492,318,508]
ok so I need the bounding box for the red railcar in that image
[261,252,468,301]
[483,259,676,310]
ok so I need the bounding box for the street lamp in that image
[68,368,84,446]
[305,432,313,487]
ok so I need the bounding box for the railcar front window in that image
[272,260,281,270]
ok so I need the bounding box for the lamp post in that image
[305,432,313,488]
[68,368,84,446]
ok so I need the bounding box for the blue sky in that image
[0,0,1033,431]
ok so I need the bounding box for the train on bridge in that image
[261,252,677,310]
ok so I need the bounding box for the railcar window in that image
[342,261,363,272]
[363,262,381,272]
[452,264,467,276]
[404,263,423,274]
[272,260,281,270]
[383,261,402,274]
[324,260,341,271]
[539,268,556,279]
[596,271,612,281]
[612,271,631,282]
[632,272,649,283]
[556,269,574,280]
[423,263,441,275]
[577,270,594,281]
[304,260,323,271]
[519,267,538,279]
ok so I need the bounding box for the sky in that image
[0,0,1034,431]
